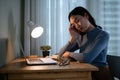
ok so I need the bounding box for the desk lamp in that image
[27,21,43,57]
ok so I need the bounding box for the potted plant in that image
[40,45,51,57]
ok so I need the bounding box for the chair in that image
[107,55,120,80]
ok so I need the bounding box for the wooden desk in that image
[0,58,98,80]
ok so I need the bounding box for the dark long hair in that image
[68,6,97,27]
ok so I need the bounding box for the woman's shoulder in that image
[96,26,109,34]
[97,27,109,38]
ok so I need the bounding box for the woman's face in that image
[70,15,89,32]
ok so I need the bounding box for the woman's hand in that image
[69,25,79,43]
[62,51,70,58]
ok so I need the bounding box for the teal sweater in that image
[58,27,109,67]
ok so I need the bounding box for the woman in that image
[58,6,113,80]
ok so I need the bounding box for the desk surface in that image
[0,58,98,80]
[0,58,98,73]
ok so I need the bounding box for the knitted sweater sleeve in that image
[58,39,80,57]
[69,31,109,63]
[82,31,109,63]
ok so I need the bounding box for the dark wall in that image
[0,0,24,79]
[0,0,24,66]
[0,39,7,67]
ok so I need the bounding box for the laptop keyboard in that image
[28,58,41,61]
[26,58,58,65]
[27,58,43,64]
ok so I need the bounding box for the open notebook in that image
[26,57,57,65]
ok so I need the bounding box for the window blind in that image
[101,0,120,56]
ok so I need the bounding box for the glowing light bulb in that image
[31,27,43,38]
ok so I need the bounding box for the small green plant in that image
[40,45,51,51]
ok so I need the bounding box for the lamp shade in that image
[27,21,44,38]
[31,27,43,38]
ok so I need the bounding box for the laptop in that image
[20,43,57,65]
[26,57,57,65]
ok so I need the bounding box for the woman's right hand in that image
[69,25,79,43]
